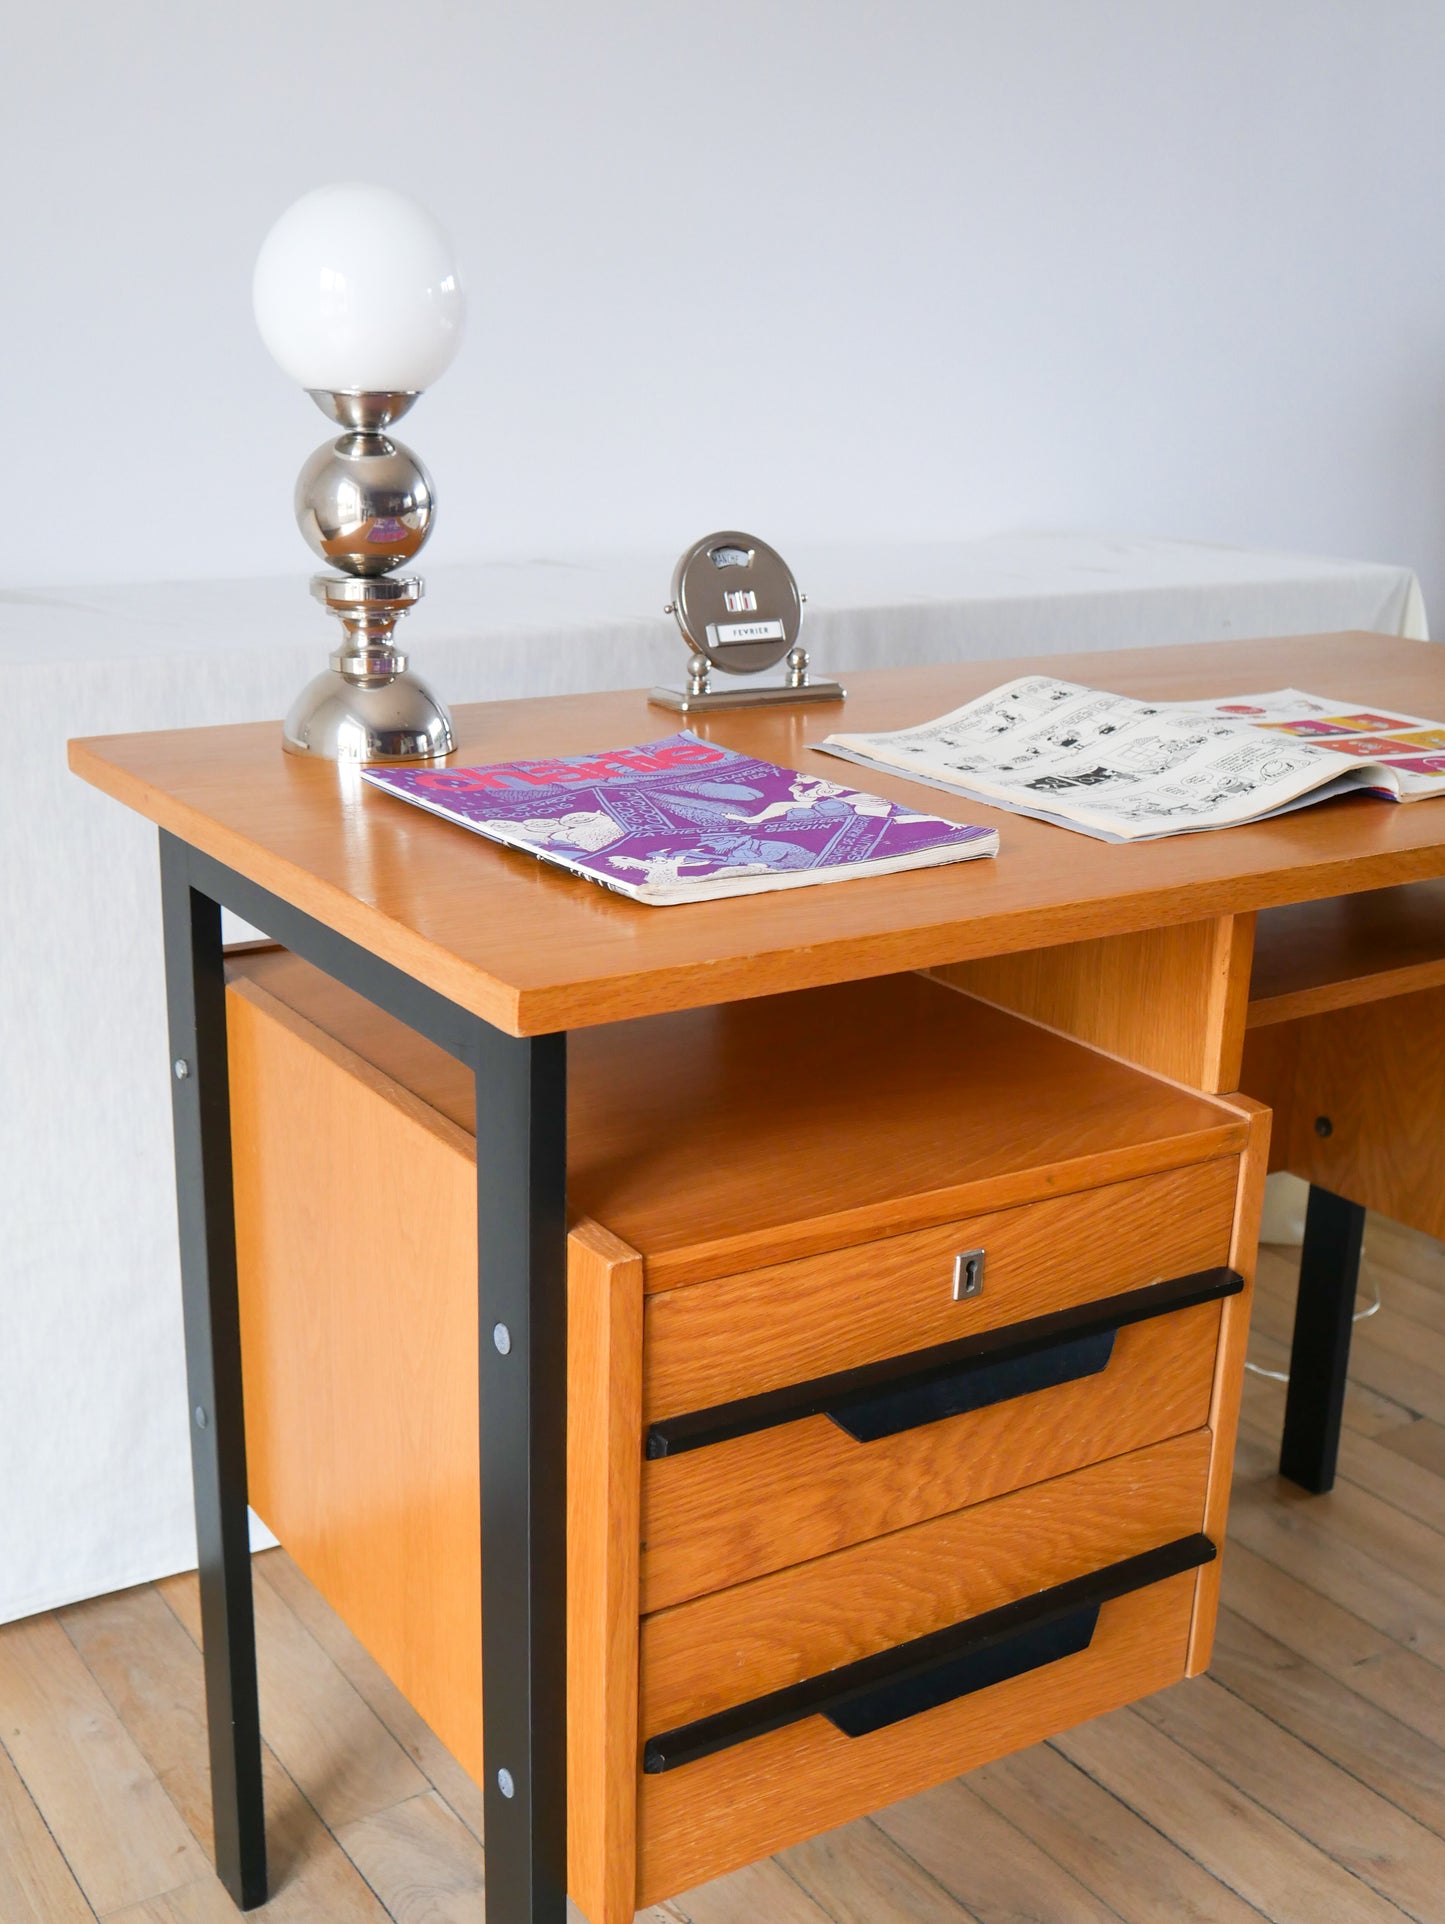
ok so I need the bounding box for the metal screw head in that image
[497,1767,515,1799]
[1314,1115,1334,1138]
[173,1058,190,1080]
[492,1322,512,1356]
[193,1406,208,1430]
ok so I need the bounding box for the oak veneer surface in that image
[1249,877,1445,1025]
[230,948,1244,1284]
[1251,983,1445,1240]
[227,978,485,1785]
[69,633,1445,1035]
[934,911,1255,1092]
[640,1430,1212,1732]
[643,1158,1239,1420]
[639,1303,1222,1611]
[566,1222,644,1924]
[1188,1100,1270,1675]
[636,1570,1199,1906]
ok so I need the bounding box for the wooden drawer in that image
[643,1157,1239,1423]
[634,1432,1211,1904]
[641,1289,1229,1610]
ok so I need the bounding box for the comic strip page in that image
[815,678,1445,842]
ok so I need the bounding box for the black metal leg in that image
[160,838,267,1909]
[156,832,571,1920]
[474,1026,569,1924]
[1279,1183,1367,1494]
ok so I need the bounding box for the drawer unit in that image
[223,948,1267,1924]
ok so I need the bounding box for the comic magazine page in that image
[815,678,1445,842]
[362,731,997,904]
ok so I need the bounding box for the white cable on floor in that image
[1243,1266,1381,1384]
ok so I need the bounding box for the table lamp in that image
[254,183,465,760]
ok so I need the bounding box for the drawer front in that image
[641,1428,1210,1738]
[643,1158,1238,1424]
[636,1565,1200,1905]
[641,1298,1222,1611]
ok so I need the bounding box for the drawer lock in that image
[953,1248,986,1300]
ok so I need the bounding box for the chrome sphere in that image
[295,432,435,577]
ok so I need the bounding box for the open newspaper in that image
[814,679,1445,842]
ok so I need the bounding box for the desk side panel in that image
[228,979,645,1923]
[228,979,487,1782]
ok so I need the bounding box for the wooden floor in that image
[5,1220,1445,1924]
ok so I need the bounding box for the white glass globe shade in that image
[253,183,465,393]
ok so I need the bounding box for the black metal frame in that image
[1279,1183,1367,1494]
[159,830,568,1921]
[643,1532,1216,1773]
[646,1266,1244,1459]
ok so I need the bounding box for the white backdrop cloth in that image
[0,533,1427,1621]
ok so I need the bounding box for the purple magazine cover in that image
[361,731,996,903]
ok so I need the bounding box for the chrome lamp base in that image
[281,390,455,763]
[282,573,456,761]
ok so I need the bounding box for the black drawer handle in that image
[646,1266,1242,1459]
[828,1327,1116,1443]
[642,1532,1215,1773]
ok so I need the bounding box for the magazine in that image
[814,678,1445,843]
[361,730,997,904]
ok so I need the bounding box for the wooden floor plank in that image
[1221,1538,1445,1748]
[101,1879,240,1924]
[0,1612,207,1916]
[0,1736,95,1924]
[967,1741,1265,1924]
[872,1778,1126,1924]
[156,1568,426,1829]
[1223,1458,1445,1669]
[256,1550,486,1846]
[1134,1672,1445,1923]
[59,1579,391,1924]
[1381,1418,1445,1481]
[1349,1249,1445,1339]
[59,1584,224,1855]
[669,1857,836,1922]
[1055,1706,1411,1924]
[334,1791,484,1924]
[1330,1426,1445,1535]
[777,1819,982,1924]
[1210,1607,1445,1842]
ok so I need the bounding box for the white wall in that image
[7,1,1445,609]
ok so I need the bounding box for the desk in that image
[68,630,1445,1923]
[12,535,1423,1634]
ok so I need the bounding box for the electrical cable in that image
[1243,1260,1380,1385]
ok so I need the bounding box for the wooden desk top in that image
[69,631,1445,1035]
